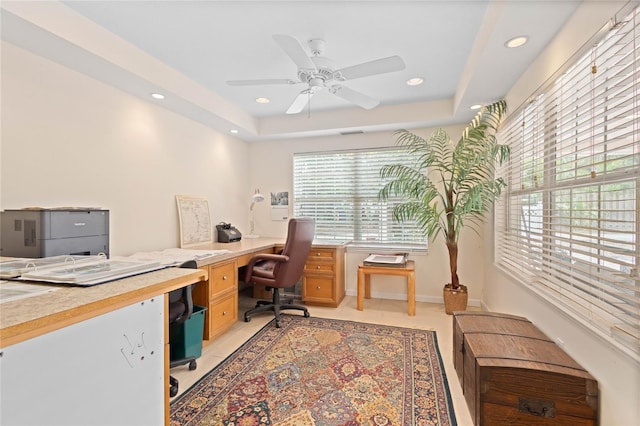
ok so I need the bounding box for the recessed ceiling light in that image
[406,77,424,86]
[505,36,528,48]
[255,97,270,104]
[470,104,483,110]
[229,129,239,134]
[150,93,165,100]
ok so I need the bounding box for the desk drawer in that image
[303,276,335,301]
[305,262,335,274]
[208,291,237,340]
[209,261,236,294]
[307,248,335,261]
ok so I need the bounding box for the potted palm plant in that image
[379,100,509,314]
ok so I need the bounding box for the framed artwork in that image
[176,195,212,248]
[270,191,289,221]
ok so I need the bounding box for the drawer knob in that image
[316,266,321,269]
[316,286,321,290]
[223,275,228,280]
[316,252,321,256]
[222,311,227,316]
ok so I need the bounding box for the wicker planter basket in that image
[443,284,468,315]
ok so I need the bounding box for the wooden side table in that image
[357,260,415,316]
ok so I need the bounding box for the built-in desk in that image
[0,238,346,425]
[0,267,207,426]
[189,238,348,343]
[189,238,282,342]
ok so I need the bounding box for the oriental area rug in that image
[170,315,457,426]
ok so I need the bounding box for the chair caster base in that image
[169,376,179,397]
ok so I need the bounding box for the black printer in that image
[0,208,110,258]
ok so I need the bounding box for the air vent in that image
[340,130,364,136]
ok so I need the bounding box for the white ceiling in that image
[1,1,582,142]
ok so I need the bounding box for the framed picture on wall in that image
[176,195,212,248]
[270,191,289,221]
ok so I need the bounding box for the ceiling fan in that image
[226,34,406,114]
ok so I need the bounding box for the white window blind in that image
[293,148,426,244]
[495,5,640,360]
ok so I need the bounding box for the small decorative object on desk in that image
[363,252,408,267]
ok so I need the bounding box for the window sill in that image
[346,242,428,255]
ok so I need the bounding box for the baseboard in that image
[344,289,481,307]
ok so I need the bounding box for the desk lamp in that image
[246,189,265,238]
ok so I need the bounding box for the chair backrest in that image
[168,260,197,324]
[272,217,315,288]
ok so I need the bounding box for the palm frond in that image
[379,100,510,288]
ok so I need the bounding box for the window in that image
[293,147,426,245]
[495,6,639,359]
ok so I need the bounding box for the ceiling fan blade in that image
[286,89,314,114]
[227,78,297,86]
[331,85,379,110]
[336,55,406,80]
[273,34,317,71]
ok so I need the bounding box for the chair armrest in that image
[245,253,290,282]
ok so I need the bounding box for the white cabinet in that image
[0,296,165,426]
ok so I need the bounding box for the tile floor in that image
[170,291,475,425]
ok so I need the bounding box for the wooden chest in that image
[453,312,599,426]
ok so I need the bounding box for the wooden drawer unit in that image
[193,259,238,344]
[302,245,345,307]
[453,312,599,426]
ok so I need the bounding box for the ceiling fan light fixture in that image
[406,77,424,86]
[505,36,528,48]
[255,97,270,104]
[309,77,325,90]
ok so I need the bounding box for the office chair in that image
[168,259,199,398]
[244,218,315,328]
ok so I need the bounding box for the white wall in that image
[1,42,250,255]
[248,128,488,306]
[483,1,640,424]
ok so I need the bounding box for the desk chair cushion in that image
[244,254,288,283]
[168,302,187,324]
